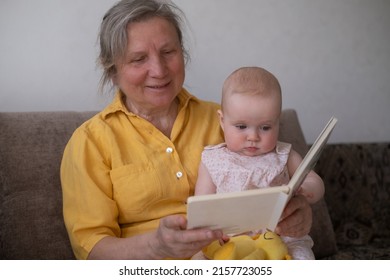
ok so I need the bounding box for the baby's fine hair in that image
[221,66,282,110]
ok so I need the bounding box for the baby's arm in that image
[194,162,217,196]
[194,163,230,245]
[287,149,325,204]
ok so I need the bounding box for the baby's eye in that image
[235,124,247,130]
[261,126,271,131]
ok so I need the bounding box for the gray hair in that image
[98,0,189,93]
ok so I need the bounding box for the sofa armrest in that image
[279,109,338,258]
[279,109,309,157]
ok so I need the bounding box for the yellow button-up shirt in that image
[60,88,223,259]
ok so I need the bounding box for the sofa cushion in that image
[0,111,96,259]
[322,236,390,260]
[314,143,390,259]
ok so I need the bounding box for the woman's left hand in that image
[275,194,312,237]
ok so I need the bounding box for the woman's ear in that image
[110,66,119,86]
[111,75,117,86]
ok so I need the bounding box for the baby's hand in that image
[219,235,230,245]
[296,186,314,201]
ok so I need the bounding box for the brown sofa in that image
[2,109,385,260]
[314,142,390,259]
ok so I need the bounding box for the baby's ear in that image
[217,110,224,130]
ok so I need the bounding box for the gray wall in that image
[1,0,389,143]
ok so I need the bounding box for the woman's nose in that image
[149,55,167,77]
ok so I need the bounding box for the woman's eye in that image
[131,56,146,63]
[163,49,175,56]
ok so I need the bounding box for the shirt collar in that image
[101,88,199,120]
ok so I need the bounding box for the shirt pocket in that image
[110,162,164,217]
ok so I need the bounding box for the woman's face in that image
[114,17,185,112]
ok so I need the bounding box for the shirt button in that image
[176,171,183,179]
[166,147,173,153]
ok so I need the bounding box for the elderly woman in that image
[61,0,312,260]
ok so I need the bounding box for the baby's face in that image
[219,93,280,157]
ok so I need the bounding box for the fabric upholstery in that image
[315,143,390,259]
[0,111,96,259]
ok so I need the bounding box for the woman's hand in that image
[88,214,223,260]
[150,215,224,259]
[275,194,312,237]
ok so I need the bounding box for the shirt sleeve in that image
[60,126,120,260]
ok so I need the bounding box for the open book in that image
[187,116,338,234]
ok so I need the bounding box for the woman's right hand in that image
[88,214,223,260]
[150,215,224,259]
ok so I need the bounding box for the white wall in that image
[1,0,389,144]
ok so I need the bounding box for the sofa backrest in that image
[0,109,337,259]
[0,111,96,259]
